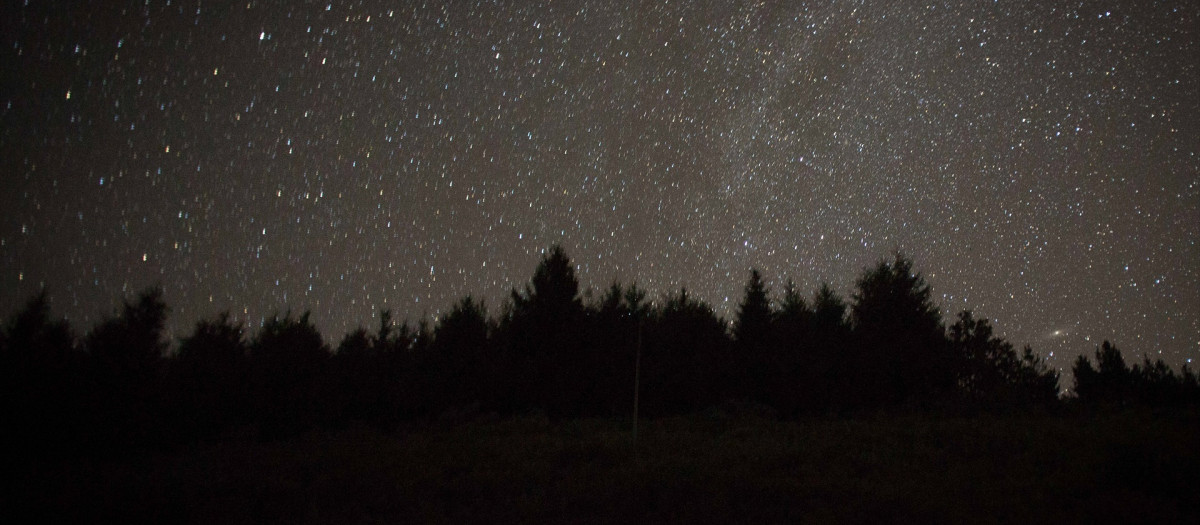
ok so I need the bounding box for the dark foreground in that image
[11,410,1199,524]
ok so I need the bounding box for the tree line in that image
[2,246,1197,455]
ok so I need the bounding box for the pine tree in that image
[771,279,813,416]
[850,255,951,407]
[430,296,490,411]
[949,310,1058,408]
[501,244,585,415]
[734,268,772,348]
[733,269,773,404]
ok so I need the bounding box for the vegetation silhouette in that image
[0,292,85,460]
[732,268,772,405]
[643,287,730,416]
[84,287,172,448]
[248,311,331,438]
[1073,340,1200,408]
[848,254,955,409]
[1,244,1197,462]
[950,310,1060,410]
[171,312,249,440]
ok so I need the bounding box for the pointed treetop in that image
[515,244,582,316]
[734,268,772,345]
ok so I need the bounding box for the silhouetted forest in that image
[2,246,1198,458]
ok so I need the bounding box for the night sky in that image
[2,1,1196,377]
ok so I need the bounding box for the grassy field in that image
[12,409,1199,523]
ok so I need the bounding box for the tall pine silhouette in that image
[850,255,952,408]
[733,269,773,404]
[501,245,585,415]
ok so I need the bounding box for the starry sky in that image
[2,1,1196,375]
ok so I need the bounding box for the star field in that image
[2,1,1197,375]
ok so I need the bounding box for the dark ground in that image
[10,409,1199,524]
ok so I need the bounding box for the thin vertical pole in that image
[633,317,642,443]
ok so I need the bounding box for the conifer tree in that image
[733,269,773,404]
[850,255,951,407]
